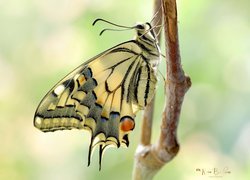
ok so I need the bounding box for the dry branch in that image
[132,0,191,179]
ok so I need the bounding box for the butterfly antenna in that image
[93,18,133,29]
[99,28,133,36]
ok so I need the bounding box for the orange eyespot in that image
[120,117,135,132]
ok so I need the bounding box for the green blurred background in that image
[0,0,249,179]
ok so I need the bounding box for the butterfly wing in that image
[34,40,157,167]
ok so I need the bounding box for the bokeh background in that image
[0,0,249,179]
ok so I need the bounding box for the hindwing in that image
[34,40,157,168]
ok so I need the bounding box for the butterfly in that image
[34,18,161,170]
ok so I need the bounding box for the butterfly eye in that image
[136,24,144,30]
[120,117,135,132]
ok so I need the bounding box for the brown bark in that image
[132,0,191,179]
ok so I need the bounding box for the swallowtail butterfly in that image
[34,19,161,169]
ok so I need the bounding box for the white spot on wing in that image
[54,85,65,96]
[35,117,42,127]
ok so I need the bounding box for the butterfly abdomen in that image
[132,63,157,108]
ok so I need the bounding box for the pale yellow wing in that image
[34,40,158,168]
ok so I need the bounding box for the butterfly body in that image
[34,22,161,168]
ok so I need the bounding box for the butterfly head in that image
[134,22,161,66]
[134,23,151,31]
[134,22,157,42]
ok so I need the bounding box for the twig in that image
[140,0,163,147]
[155,0,191,161]
[132,0,191,179]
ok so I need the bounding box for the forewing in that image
[34,41,143,168]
